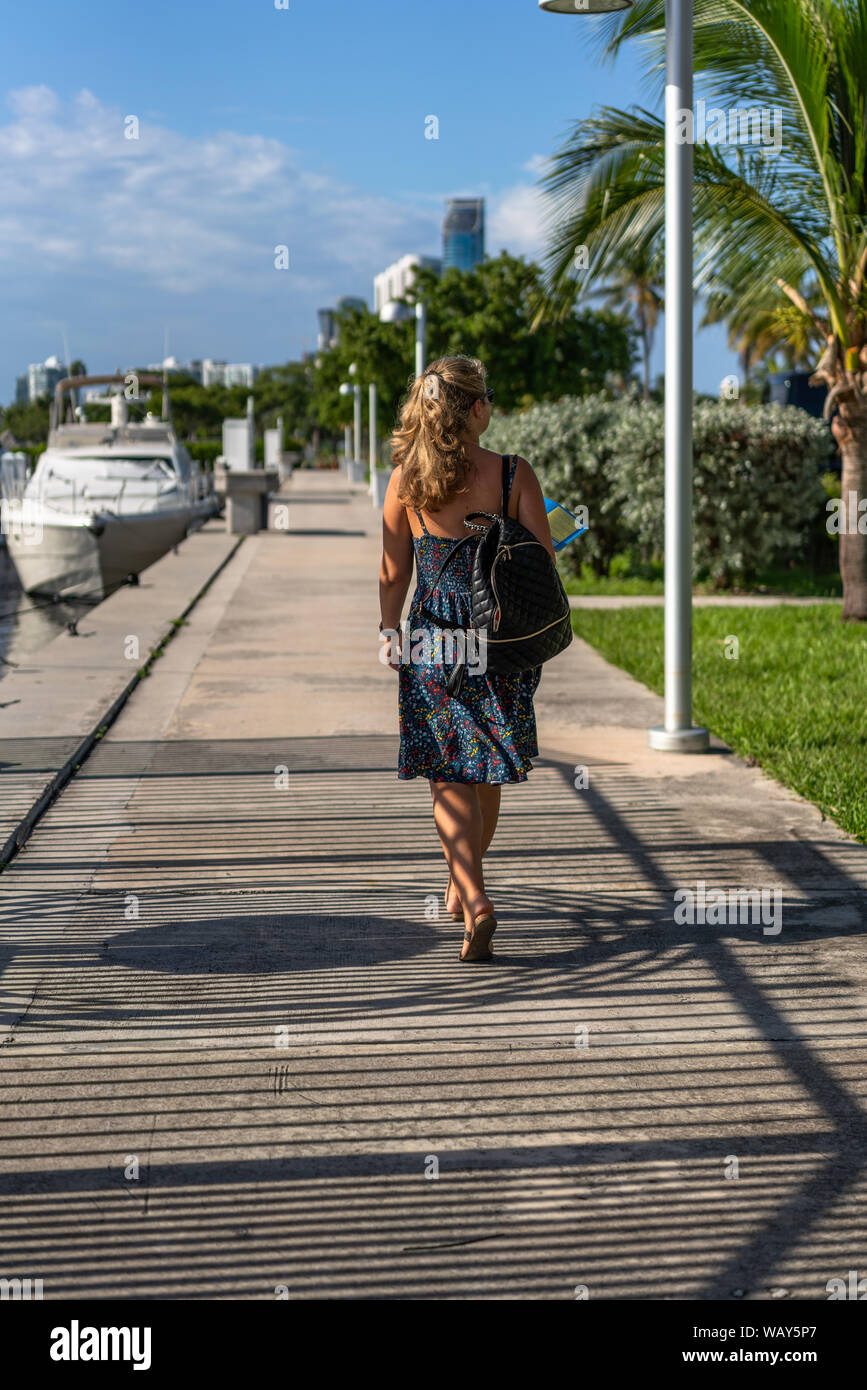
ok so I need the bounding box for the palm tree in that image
[589,244,664,399]
[537,0,867,620]
[700,283,820,396]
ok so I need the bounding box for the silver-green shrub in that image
[485,395,625,576]
[486,396,832,585]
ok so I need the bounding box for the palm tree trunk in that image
[638,303,650,401]
[833,404,867,621]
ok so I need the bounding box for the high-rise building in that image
[140,358,258,387]
[373,254,442,315]
[317,309,339,353]
[317,298,368,352]
[193,359,258,388]
[201,359,227,387]
[222,363,259,388]
[442,198,485,272]
[15,355,68,405]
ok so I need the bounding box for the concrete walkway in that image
[1,469,865,1300]
[0,524,240,863]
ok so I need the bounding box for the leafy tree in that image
[1,396,50,444]
[537,0,867,620]
[409,253,634,409]
[700,269,825,399]
[3,362,315,455]
[307,253,634,448]
[584,244,664,400]
[255,362,316,441]
[309,304,414,441]
[138,368,315,449]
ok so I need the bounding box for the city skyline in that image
[2,0,742,406]
[14,354,262,405]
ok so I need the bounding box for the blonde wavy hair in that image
[392,355,487,511]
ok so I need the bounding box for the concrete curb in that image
[569,594,840,608]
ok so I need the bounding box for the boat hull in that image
[6,504,217,599]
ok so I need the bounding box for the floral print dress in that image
[398,457,541,784]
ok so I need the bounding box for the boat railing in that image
[28,475,213,516]
[0,453,30,502]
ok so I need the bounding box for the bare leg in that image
[478,784,501,855]
[440,783,501,916]
[430,783,493,951]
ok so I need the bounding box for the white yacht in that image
[3,374,220,599]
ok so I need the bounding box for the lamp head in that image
[539,0,633,13]
[379,300,412,324]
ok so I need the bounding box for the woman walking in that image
[379,355,555,963]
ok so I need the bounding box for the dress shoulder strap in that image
[501,454,517,516]
[413,507,430,536]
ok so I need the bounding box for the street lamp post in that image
[538,0,708,753]
[338,381,355,475]
[652,0,708,751]
[348,362,362,464]
[369,382,378,475]
[415,301,427,377]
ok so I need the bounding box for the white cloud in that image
[487,179,548,261]
[0,93,583,395]
[0,86,432,297]
[6,84,60,118]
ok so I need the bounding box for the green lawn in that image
[570,604,867,843]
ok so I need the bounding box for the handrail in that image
[51,373,166,431]
[28,485,215,517]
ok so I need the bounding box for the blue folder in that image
[544,498,588,551]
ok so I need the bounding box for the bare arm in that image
[511,456,556,561]
[379,466,415,630]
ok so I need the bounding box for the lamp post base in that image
[648,725,710,753]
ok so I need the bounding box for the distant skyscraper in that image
[317,298,368,352]
[317,309,338,352]
[222,363,259,388]
[15,354,68,405]
[373,254,442,315]
[442,198,485,271]
[140,357,255,386]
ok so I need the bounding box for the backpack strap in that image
[419,531,477,618]
[418,509,500,621]
[418,463,512,695]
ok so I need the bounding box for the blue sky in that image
[1,0,738,405]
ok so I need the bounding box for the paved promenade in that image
[1,469,865,1300]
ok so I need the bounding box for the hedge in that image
[485,395,832,585]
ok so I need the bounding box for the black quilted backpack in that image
[420,455,572,696]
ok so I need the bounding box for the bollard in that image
[223,468,279,534]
